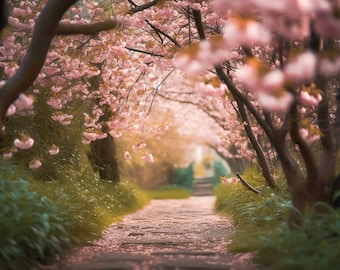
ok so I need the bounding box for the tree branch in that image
[192,9,206,40]
[0,0,78,138]
[56,20,119,35]
[236,172,260,194]
[129,0,161,14]
[145,19,180,47]
[125,46,164,58]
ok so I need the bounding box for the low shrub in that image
[258,204,340,270]
[0,163,75,270]
[215,166,340,269]
[0,160,149,269]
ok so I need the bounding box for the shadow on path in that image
[45,196,263,270]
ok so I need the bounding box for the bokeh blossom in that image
[14,136,34,150]
[29,159,42,170]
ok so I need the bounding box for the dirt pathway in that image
[47,196,262,270]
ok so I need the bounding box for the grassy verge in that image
[215,166,340,270]
[146,185,191,200]
[0,160,149,270]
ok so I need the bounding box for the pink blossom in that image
[12,7,27,17]
[6,104,16,116]
[51,86,63,93]
[236,65,284,94]
[109,130,122,138]
[48,145,60,155]
[51,113,74,125]
[132,142,146,152]
[299,128,320,144]
[299,91,322,107]
[3,152,13,159]
[14,137,34,150]
[29,159,42,170]
[196,82,225,97]
[261,70,285,92]
[258,92,294,112]
[235,64,258,88]
[197,39,230,66]
[314,13,340,39]
[220,176,238,184]
[284,51,317,83]
[4,65,18,77]
[14,93,33,111]
[83,131,107,142]
[47,98,63,110]
[141,153,154,163]
[223,19,271,47]
[124,151,132,160]
[319,57,340,77]
[174,55,205,74]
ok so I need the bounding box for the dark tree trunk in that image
[0,0,8,31]
[88,135,120,183]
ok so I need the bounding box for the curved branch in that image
[0,0,78,138]
[129,0,161,14]
[236,172,260,194]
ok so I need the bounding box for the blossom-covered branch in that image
[0,0,78,138]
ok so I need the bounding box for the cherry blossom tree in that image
[170,1,340,220]
[2,0,340,223]
[0,0,166,182]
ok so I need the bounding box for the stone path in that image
[46,196,263,270]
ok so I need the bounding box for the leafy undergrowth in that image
[215,166,340,270]
[147,185,191,199]
[0,160,149,270]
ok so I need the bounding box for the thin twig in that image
[235,172,260,194]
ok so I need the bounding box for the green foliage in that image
[215,178,290,252]
[0,87,88,181]
[215,166,340,269]
[172,163,194,191]
[213,160,230,186]
[147,185,191,199]
[0,162,75,270]
[0,160,149,269]
[259,204,340,270]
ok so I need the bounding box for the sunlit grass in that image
[147,185,191,199]
[0,160,149,269]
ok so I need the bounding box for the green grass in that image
[215,166,340,270]
[147,185,191,199]
[0,160,149,269]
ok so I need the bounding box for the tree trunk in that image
[88,135,120,183]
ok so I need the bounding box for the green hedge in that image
[213,160,230,186]
[172,163,194,191]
